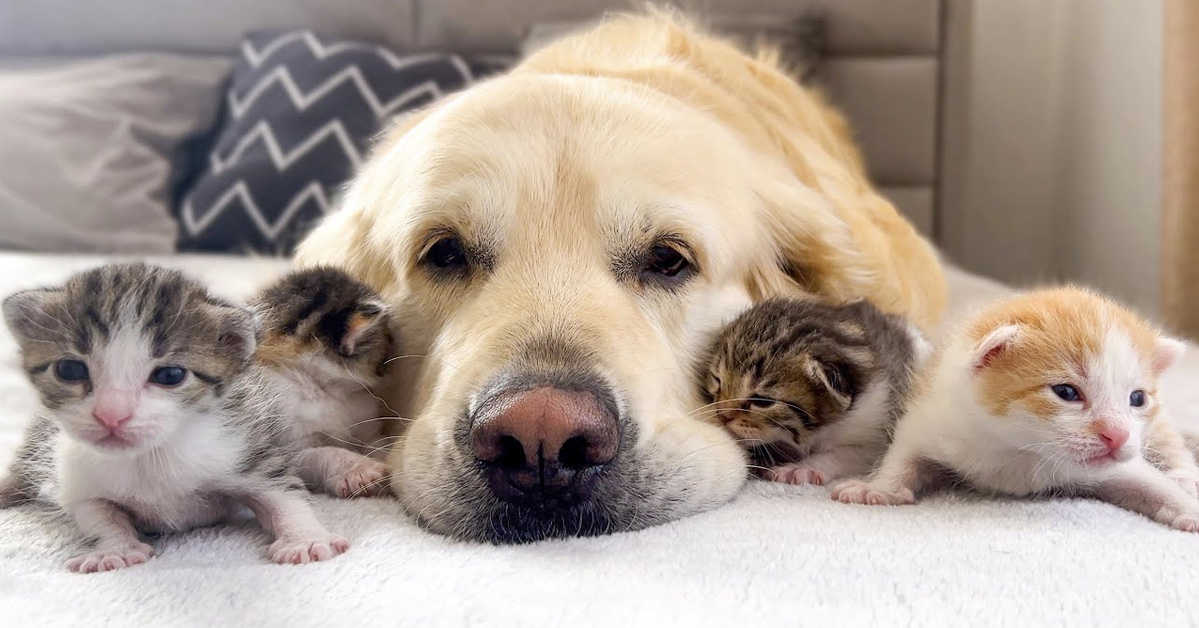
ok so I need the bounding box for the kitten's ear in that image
[340,299,389,357]
[1152,336,1186,375]
[2,289,63,341]
[216,306,260,361]
[806,361,854,411]
[972,324,1020,372]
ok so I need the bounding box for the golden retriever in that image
[295,12,945,542]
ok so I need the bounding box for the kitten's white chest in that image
[812,378,893,453]
[926,398,1091,496]
[56,421,245,532]
[266,359,380,447]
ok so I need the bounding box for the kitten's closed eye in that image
[748,397,776,409]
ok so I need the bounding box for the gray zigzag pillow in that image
[179,31,508,254]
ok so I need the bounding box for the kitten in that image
[251,267,394,498]
[703,298,930,485]
[0,263,348,572]
[832,287,1199,532]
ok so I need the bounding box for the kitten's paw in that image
[768,463,826,486]
[333,458,388,499]
[269,534,350,564]
[1153,505,1199,533]
[831,480,915,506]
[1171,514,1199,533]
[66,542,155,573]
[1167,470,1199,499]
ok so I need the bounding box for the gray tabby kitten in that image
[0,263,348,573]
[251,267,394,498]
[703,298,931,485]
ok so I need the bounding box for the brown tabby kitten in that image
[0,263,348,572]
[251,267,395,498]
[703,298,930,486]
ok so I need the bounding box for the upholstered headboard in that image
[0,0,971,239]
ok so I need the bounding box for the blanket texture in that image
[1,253,1197,627]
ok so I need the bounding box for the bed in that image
[2,253,1197,627]
[3,1,1195,624]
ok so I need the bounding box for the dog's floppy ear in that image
[746,175,870,304]
[294,106,442,292]
[745,165,945,333]
[294,207,394,292]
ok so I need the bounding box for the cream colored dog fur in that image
[296,12,945,541]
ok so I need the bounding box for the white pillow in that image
[0,54,231,253]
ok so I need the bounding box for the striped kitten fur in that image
[703,298,930,486]
[0,263,348,572]
[251,266,395,498]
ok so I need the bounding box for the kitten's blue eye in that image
[1130,390,1146,407]
[1051,384,1082,402]
[54,359,88,382]
[150,366,187,387]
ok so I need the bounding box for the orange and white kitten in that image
[833,287,1199,531]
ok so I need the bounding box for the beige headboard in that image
[0,0,972,240]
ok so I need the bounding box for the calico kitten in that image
[0,263,348,572]
[833,287,1199,532]
[251,267,394,498]
[703,298,930,485]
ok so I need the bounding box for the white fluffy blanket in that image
[2,253,1197,627]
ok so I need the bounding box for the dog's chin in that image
[398,419,747,543]
[420,472,635,544]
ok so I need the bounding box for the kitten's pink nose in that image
[92,390,136,431]
[1097,423,1129,454]
[92,409,132,431]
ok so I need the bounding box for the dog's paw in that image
[831,479,915,506]
[268,535,350,564]
[1167,470,1199,499]
[333,458,388,499]
[66,541,155,573]
[768,463,826,486]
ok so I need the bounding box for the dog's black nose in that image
[471,386,619,508]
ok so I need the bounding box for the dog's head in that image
[296,61,878,541]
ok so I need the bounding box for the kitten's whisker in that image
[316,433,373,451]
[357,439,406,459]
[685,398,768,418]
[341,367,404,419]
[348,475,391,498]
[383,353,429,365]
[342,415,415,432]
[383,353,466,377]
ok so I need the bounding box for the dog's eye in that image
[642,242,694,285]
[423,236,469,273]
[648,246,686,276]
